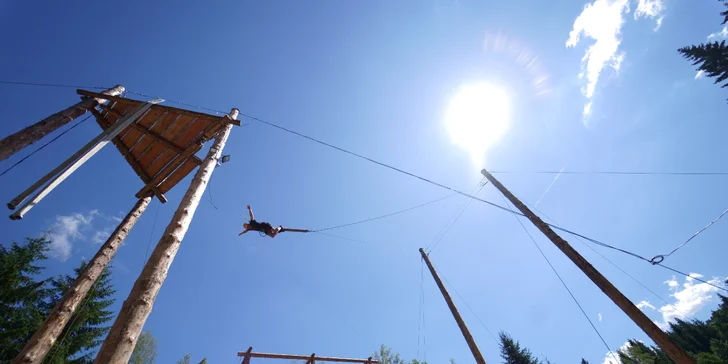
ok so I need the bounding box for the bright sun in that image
[445,83,511,167]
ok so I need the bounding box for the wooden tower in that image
[4,88,239,364]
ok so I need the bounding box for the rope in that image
[439,273,498,344]
[0,114,92,178]
[523,200,695,320]
[417,258,425,361]
[488,170,728,176]
[143,202,161,267]
[312,193,457,232]
[0,80,108,89]
[312,231,367,244]
[650,207,728,263]
[499,194,619,364]
[427,179,488,254]
[656,264,727,293]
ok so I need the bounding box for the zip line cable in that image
[522,200,695,321]
[0,80,108,90]
[652,207,728,261]
[312,193,458,232]
[417,258,426,361]
[499,194,619,364]
[2,80,724,275]
[426,178,488,254]
[438,272,499,345]
[487,170,728,176]
[0,114,92,178]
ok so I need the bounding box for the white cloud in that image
[92,230,111,244]
[566,0,630,101]
[47,210,98,261]
[602,341,632,364]
[708,25,728,40]
[656,274,725,329]
[583,101,593,118]
[598,312,603,322]
[695,70,705,80]
[636,300,656,310]
[634,0,666,30]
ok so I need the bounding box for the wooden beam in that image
[480,169,696,364]
[94,109,239,364]
[0,85,124,162]
[134,121,223,198]
[12,196,152,364]
[77,89,241,126]
[419,248,487,364]
[8,100,161,219]
[97,105,203,165]
[234,352,379,363]
[90,110,167,203]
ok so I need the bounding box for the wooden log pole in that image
[235,351,379,363]
[419,248,487,364]
[0,85,124,162]
[8,99,162,219]
[480,169,695,364]
[94,108,239,364]
[11,195,152,364]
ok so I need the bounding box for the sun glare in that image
[445,83,511,167]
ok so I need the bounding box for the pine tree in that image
[43,261,116,364]
[498,332,540,364]
[678,2,728,91]
[129,330,157,364]
[0,237,52,361]
[704,294,728,363]
[580,359,589,364]
[667,318,715,356]
[617,340,671,364]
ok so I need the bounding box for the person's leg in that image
[247,205,255,221]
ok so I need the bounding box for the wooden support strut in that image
[94,109,239,364]
[419,248,487,364]
[89,108,167,203]
[98,103,202,165]
[0,85,124,162]
[76,89,242,126]
[235,351,379,363]
[7,99,163,220]
[133,112,236,199]
[480,169,696,364]
[12,195,152,364]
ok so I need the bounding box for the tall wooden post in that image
[480,169,695,364]
[94,109,239,364]
[12,195,152,364]
[419,248,487,364]
[0,85,124,162]
[7,99,162,219]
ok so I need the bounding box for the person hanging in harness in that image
[238,205,309,238]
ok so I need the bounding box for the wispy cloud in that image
[535,164,567,207]
[695,70,705,80]
[92,230,111,244]
[47,210,98,261]
[566,0,630,123]
[636,300,656,310]
[602,341,632,364]
[637,274,725,329]
[634,0,666,30]
[657,274,725,329]
[598,312,603,322]
[708,25,728,40]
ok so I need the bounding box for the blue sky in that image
[1,0,727,363]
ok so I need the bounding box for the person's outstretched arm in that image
[238,229,250,236]
[247,205,255,221]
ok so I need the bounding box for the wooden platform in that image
[79,89,239,203]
